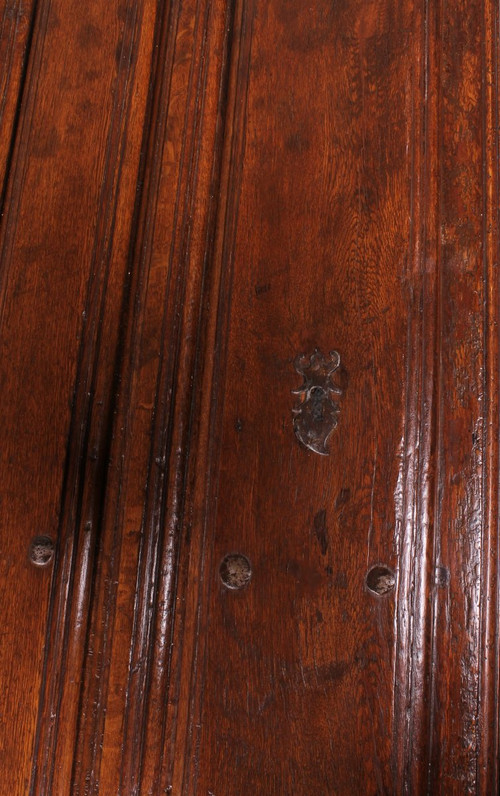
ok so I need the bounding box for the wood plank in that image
[189,0,420,791]
[0,0,158,791]
[426,0,500,790]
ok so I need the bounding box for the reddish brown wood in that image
[191,0,416,791]
[0,0,499,792]
[0,0,159,790]
[426,0,500,790]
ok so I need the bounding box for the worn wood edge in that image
[477,0,500,789]
[395,1,500,789]
[391,0,441,789]
[423,1,500,789]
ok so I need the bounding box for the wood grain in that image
[0,0,159,791]
[27,0,163,791]
[0,0,35,207]
[191,0,418,791]
[0,0,499,792]
[426,0,500,790]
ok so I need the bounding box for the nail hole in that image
[366,565,395,595]
[219,553,252,590]
[29,536,55,567]
[435,565,450,587]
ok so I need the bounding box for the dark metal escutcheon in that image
[292,348,342,455]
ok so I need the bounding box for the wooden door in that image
[1,0,499,792]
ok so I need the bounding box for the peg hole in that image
[366,565,395,595]
[220,553,252,590]
[29,536,55,567]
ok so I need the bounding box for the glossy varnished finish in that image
[0,0,499,792]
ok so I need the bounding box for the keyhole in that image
[309,386,326,422]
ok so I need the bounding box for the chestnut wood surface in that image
[0,0,499,793]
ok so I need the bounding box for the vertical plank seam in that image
[425,0,444,787]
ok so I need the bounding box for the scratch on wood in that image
[313,508,328,555]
